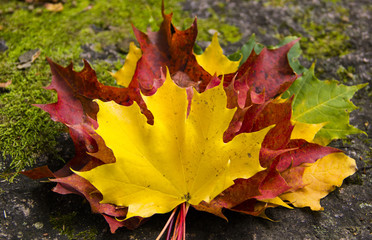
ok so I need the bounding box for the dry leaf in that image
[45,3,64,12]
[0,80,11,88]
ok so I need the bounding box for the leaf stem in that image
[156,206,178,240]
[166,214,175,239]
[156,202,190,240]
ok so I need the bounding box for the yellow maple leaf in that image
[280,152,356,210]
[290,121,327,142]
[110,42,142,87]
[75,70,272,219]
[195,33,241,76]
[280,121,356,210]
[261,197,293,209]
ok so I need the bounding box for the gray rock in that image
[0,39,7,52]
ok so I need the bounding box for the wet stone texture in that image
[1,0,371,239]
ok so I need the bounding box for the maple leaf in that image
[193,97,339,219]
[284,64,367,145]
[129,5,216,94]
[195,33,240,77]
[280,121,357,211]
[24,58,137,231]
[111,42,142,88]
[75,71,273,219]
[280,152,357,210]
[33,58,105,175]
[193,173,293,220]
[290,122,326,142]
[224,39,299,108]
[52,159,145,233]
[40,58,153,124]
[220,38,301,143]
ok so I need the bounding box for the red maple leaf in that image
[51,159,145,233]
[195,97,340,218]
[32,58,119,175]
[224,39,299,108]
[22,58,144,231]
[129,4,217,95]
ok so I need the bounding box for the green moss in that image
[0,57,64,179]
[322,0,341,3]
[50,211,98,240]
[0,0,241,177]
[50,212,78,238]
[273,1,351,61]
[259,0,341,8]
[365,147,372,167]
[336,65,355,83]
[259,0,293,7]
[74,229,99,240]
[195,8,242,44]
[300,21,351,60]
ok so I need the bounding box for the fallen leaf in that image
[129,6,216,95]
[45,3,64,12]
[284,64,367,145]
[38,58,153,124]
[0,80,11,88]
[51,159,145,232]
[31,58,116,178]
[26,57,152,232]
[280,152,357,210]
[290,122,326,142]
[21,165,54,179]
[224,39,299,108]
[76,70,272,219]
[111,42,142,87]
[195,33,240,76]
[194,96,339,218]
[34,59,101,172]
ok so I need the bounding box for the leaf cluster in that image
[19,3,366,240]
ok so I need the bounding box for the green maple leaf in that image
[284,64,367,145]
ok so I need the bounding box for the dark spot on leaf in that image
[183,192,191,201]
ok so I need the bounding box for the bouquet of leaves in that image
[23,4,366,240]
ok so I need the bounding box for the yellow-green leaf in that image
[280,152,356,210]
[285,64,367,145]
[290,121,326,142]
[75,70,271,219]
[111,42,142,87]
[195,33,240,76]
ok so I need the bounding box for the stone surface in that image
[0,39,7,53]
